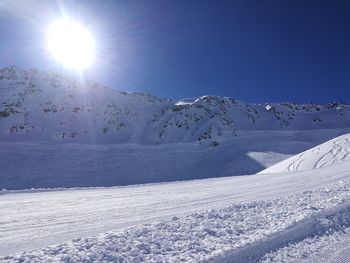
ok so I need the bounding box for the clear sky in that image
[0,0,349,103]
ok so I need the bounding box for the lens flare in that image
[47,18,95,70]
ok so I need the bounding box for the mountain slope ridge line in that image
[1,66,349,145]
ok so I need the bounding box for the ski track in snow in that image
[2,67,350,262]
[2,160,350,261]
[3,128,349,190]
[2,170,350,262]
[259,212,350,263]
[259,133,350,174]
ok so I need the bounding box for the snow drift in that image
[258,133,350,174]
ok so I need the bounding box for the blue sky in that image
[0,0,349,103]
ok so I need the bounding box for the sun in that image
[47,18,95,70]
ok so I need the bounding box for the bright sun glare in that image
[47,18,95,70]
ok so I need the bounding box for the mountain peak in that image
[0,67,349,144]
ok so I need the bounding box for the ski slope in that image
[2,128,349,190]
[2,66,350,261]
[1,65,350,190]
[259,133,350,174]
[261,225,350,263]
[2,159,350,261]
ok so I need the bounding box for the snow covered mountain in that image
[1,66,350,144]
[1,66,350,190]
[258,133,350,174]
[3,67,350,262]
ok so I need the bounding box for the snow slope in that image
[260,223,350,263]
[2,81,350,262]
[0,159,350,260]
[1,66,350,189]
[258,133,350,174]
[1,129,350,190]
[2,160,350,262]
[1,66,350,145]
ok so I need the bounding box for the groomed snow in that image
[2,158,350,261]
[260,227,350,263]
[2,67,350,262]
[2,168,350,262]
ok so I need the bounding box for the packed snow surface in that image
[259,133,350,174]
[260,226,350,263]
[2,158,350,261]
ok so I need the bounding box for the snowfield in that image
[1,66,350,189]
[2,66,350,262]
[2,157,350,262]
[2,163,350,262]
[259,133,350,174]
[2,129,350,190]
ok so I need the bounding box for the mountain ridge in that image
[2,66,350,189]
[1,66,349,145]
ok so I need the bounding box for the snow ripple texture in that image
[259,133,350,174]
[2,180,350,263]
